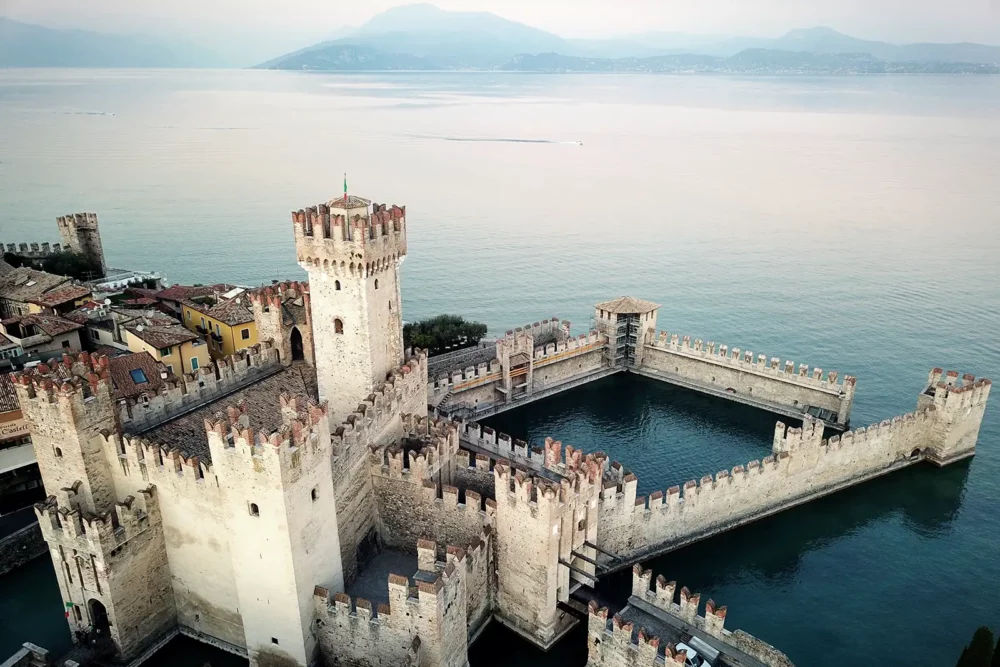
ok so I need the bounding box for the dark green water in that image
[2,70,998,666]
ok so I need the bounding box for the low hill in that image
[0,17,222,67]
[502,49,1000,74]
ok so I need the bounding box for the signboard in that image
[0,412,28,442]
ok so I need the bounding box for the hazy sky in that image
[3,0,1000,46]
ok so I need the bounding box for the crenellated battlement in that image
[118,342,281,433]
[587,600,691,666]
[107,430,216,490]
[248,280,310,313]
[330,349,427,470]
[649,330,853,395]
[599,564,795,667]
[313,535,471,667]
[533,330,603,366]
[924,369,992,411]
[205,393,331,480]
[293,200,407,272]
[35,485,160,558]
[2,241,64,257]
[13,351,112,404]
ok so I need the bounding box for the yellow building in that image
[180,292,257,359]
[124,324,210,375]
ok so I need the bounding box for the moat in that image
[2,373,994,666]
[2,71,999,667]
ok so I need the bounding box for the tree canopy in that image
[403,314,488,356]
[4,250,103,282]
[956,627,996,667]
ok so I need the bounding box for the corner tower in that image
[57,212,107,278]
[292,196,407,422]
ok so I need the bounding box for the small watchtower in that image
[291,194,407,422]
[595,297,660,368]
[57,212,107,278]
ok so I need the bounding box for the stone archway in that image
[88,598,110,633]
[291,327,305,362]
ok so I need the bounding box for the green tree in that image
[403,315,488,355]
[3,250,103,281]
[956,627,994,667]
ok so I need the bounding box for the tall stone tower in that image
[57,212,107,278]
[292,196,407,422]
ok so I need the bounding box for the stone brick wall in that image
[313,542,469,667]
[596,376,990,564]
[452,450,495,500]
[36,486,176,661]
[103,432,245,648]
[118,343,281,433]
[293,201,407,424]
[331,352,428,583]
[0,521,46,576]
[207,396,344,667]
[642,334,854,423]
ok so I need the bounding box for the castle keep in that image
[13,193,991,667]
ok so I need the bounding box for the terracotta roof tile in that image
[29,283,92,307]
[595,296,661,315]
[125,324,198,350]
[108,352,173,399]
[2,314,83,337]
[143,368,306,463]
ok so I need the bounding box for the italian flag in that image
[343,174,348,202]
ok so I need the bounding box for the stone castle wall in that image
[313,537,471,667]
[586,564,793,667]
[101,430,245,648]
[371,416,492,555]
[331,350,429,582]
[596,376,990,564]
[36,486,176,661]
[642,332,854,423]
[118,343,281,434]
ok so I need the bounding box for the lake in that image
[1,69,999,666]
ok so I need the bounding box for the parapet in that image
[293,200,407,270]
[924,369,992,413]
[13,352,114,427]
[35,485,160,559]
[118,342,281,433]
[615,565,793,667]
[1,242,63,258]
[249,280,310,314]
[56,212,100,231]
[205,393,331,480]
[649,330,854,395]
[330,349,428,471]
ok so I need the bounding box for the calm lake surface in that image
[1,70,999,666]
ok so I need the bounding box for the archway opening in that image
[88,598,110,634]
[291,327,305,362]
[910,448,922,459]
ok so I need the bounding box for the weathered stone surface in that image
[0,521,46,576]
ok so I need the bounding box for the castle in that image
[13,193,991,667]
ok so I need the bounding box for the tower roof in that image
[327,195,371,210]
[595,296,660,315]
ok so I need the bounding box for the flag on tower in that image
[344,173,348,203]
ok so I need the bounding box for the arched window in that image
[249,502,260,517]
[374,279,379,289]
[54,447,63,458]
[334,318,344,334]
[335,280,341,291]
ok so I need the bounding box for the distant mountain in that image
[0,17,224,67]
[617,26,1000,64]
[256,43,436,71]
[502,49,1000,74]
[256,3,572,70]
